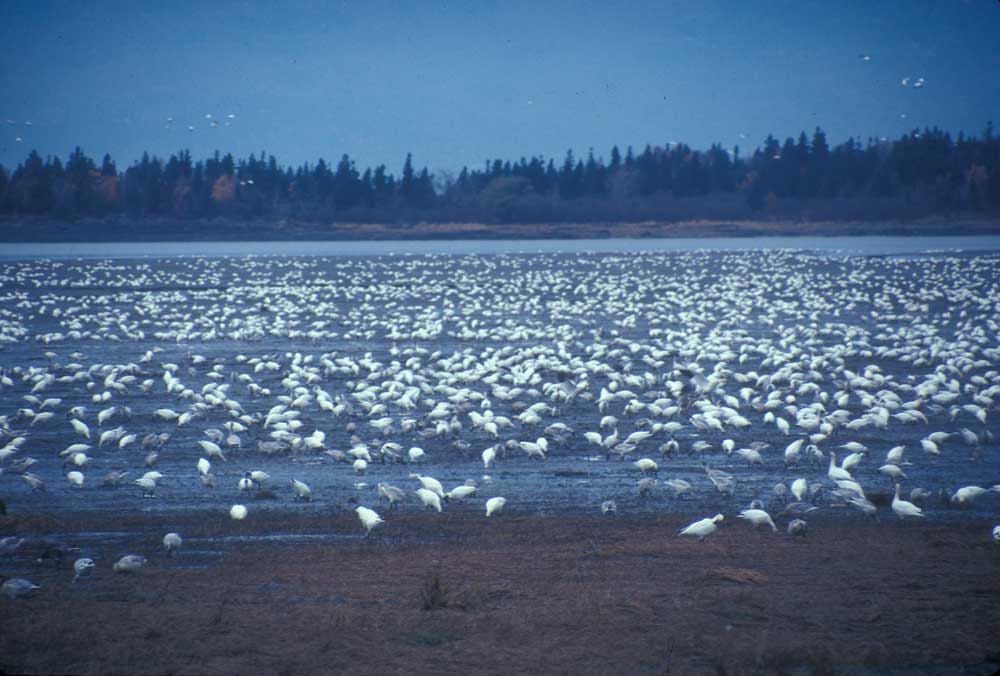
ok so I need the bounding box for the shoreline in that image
[2,215,1000,243]
[2,509,999,675]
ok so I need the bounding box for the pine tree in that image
[400,153,415,203]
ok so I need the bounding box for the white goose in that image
[827,452,852,481]
[738,509,777,532]
[679,514,724,541]
[891,484,924,519]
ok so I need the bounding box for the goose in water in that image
[102,470,129,487]
[73,558,95,583]
[410,473,445,498]
[734,448,763,467]
[704,465,735,496]
[827,452,852,481]
[780,501,818,517]
[378,482,406,508]
[21,473,45,493]
[993,525,1000,543]
[950,486,987,506]
[113,554,147,573]
[784,439,804,466]
[446,484,477,501]
[415,488,443,512]
[290,478,312,501]
[679,514,724,541]
[481,446,496,469]
[791,478,808,502]
[485,496,506,517]
[885,445,906,465]
[198,440,226,462]
[134,477,157,497]
[879,464,907,480]
[70,419,90,439]
[738,509,777,532]
[840,451,866,472]
[634,458,658,474]
[356,506,384,535]
[664,478,691,498]
[518,439,547,460]
[230,504,248,520]
[601,500,617,515]
[163,532,182,556]
[891,485,924,519]
[247,470,270,487]
[638,477,657,497]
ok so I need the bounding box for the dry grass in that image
[702,567,769,585]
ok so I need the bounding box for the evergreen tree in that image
[2,125,998,224]
[400,153,415,204]
[610,146,622,172]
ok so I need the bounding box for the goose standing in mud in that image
[738,508,777,532]
[113,555,147,573]
[2,578,40,599]
[679,514,724,541]
[73,558,95,583]
[787,519,808,538]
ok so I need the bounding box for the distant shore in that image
[2,215,1000,242]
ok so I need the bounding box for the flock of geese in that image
[1,249,999,598]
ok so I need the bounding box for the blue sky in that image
[1,0,998,174]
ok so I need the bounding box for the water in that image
[3,234,1000,260]
[1,241,999,530]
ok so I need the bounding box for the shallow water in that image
[1,245,999,530]
[3,234,1000,259]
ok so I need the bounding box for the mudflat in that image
[2,509,999,675]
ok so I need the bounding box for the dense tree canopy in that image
[1,125,998,225]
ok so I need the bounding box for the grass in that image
[419,573,451,611]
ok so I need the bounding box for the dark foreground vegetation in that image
[1,125,999,239]
[1,509,999,676]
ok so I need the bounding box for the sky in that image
[1,0,999,175]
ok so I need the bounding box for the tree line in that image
[0,125,998,225]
